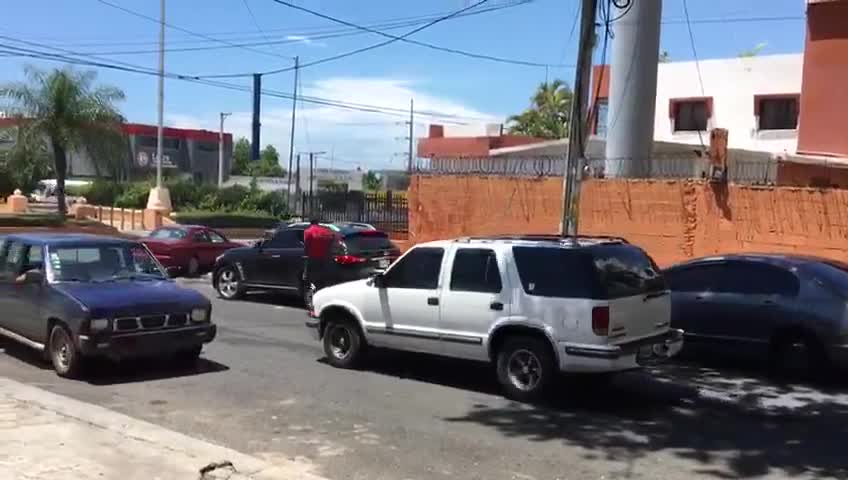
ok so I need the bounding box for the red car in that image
[142,226,242,277]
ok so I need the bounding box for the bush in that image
[77,180,124,206]
[0,213,66,227]
[114,182,152,209]
[171,211,282,229]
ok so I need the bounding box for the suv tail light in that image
[334,255,367,265]
[592,306,610,336]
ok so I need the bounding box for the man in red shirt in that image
[302,218,335,306]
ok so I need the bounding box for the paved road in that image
[1,279,848,480]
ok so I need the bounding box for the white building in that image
[594,53,803,155]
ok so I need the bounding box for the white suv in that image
[306,235,683,401]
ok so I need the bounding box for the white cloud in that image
[168,77,503,171]
[284,35,325,47]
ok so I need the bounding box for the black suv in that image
[212,222,400,303]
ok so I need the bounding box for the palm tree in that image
[508,79,573,139]
[0,67,126,213]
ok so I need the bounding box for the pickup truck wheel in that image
[496,337,555,402]
[323,321,364,369]
[49,325,83,378]
[216,266,244,300]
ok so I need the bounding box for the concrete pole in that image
[218,112,230,187]
[560,0,598,236]
[604,0,662,178]
[287,56,299,209]
[156,0,165,189]
[407,98,414,172]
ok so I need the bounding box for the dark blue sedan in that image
[665,254,848,376]
[0,233,216,378]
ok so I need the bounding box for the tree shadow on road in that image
[444,360,848,479]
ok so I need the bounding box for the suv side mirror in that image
[16,269,44,285]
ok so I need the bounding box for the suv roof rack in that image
[457,234,629,244]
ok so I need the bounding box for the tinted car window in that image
[450,249,502,293]
[716,262,799,296]
[589,244,666,298]
[383,247,444,289]
[512,247,598,298]
[665,264,725,292]
[207,230,227,244]
[150,228,187,240]
[193,231,211,243]
[801,261,848,298]
[1,242,25,276]
[266,229,304,248]
[343,232,395,253]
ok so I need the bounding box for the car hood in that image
[313,278,370,308]
[55,280,209,317]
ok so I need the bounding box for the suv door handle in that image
[427,297,439,306]
[490,301,504,311]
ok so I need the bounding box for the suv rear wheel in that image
[323,319,365,369]
[496,336,555,402]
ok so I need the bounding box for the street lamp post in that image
[218,112,231,187]
[147,0,172,213]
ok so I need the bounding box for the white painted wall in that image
[648,54,803,154]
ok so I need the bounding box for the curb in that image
[0,377,327,479]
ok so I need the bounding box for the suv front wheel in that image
[496,336,556,402]
[323,319,365,369]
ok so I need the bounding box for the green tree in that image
[250,144,284,177]
[231,137,251,175]
[362,171,382,191]
[738,42,767,58]
[507,79,573,139]
[0,125,52,196]
[0,67,126,213]
[659,50,671,63]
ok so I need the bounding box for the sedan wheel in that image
[216,267,243,299]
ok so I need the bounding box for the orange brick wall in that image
[409,175,848,267]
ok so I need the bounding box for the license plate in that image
[377,259,389,269]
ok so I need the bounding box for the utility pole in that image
[251,73,262,162]
[287,56,299,212]
[407,98,414,172]
[560,0,599,236]
[147,0,171,211]
[605,0,662,177]
[299,151,326,218]
[218,112,231,187]
[295,153,301,218]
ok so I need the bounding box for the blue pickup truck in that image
[0,233,216,378]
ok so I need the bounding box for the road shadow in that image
[240,291,306,310]
[83,356,230,386]
[0,337,229,385]
[444,360,848,479]
[319,349,502,396]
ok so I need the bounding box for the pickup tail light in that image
[592,306,610,336]
[334,255,367,265]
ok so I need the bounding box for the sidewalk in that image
[0,377,327,480]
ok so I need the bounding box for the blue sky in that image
[1,0,807,169]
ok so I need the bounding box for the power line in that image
[0,40,486,124]
[202,0,496,78]
[38,1,531,48]
[93,0,295,63]
[266,0,570,70]
[681,0,706,149]
[241,0,276,48]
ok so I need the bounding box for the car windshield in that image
[48,243,167,283]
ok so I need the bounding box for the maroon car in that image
[143,226,241,277]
